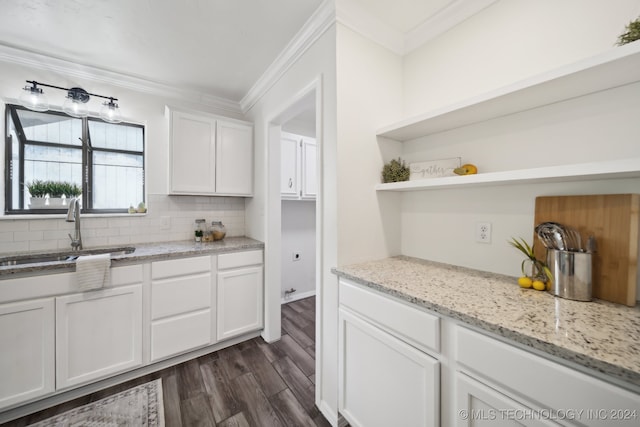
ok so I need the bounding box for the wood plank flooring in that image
[3,296,329,427]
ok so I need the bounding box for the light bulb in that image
[100,99,121,123]
[20,83,49,112]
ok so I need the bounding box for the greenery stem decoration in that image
[509,237,552,282]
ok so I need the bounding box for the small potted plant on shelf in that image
[48,181,82,208]
[617,16,640,46]
[381,158,410,183]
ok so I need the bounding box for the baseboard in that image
[318,399,339,426]
[281,289,316,304]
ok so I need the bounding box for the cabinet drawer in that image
[151,309,211,362]
[456,326,640,427]
[151,273,211,320]
[218,250,263,270]
[152,256,211,280]
[339,279,440,354]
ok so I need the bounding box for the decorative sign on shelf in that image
[409,157,461,180]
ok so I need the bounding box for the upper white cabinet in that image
[376,43,640,192]
[167,106,254,196]
[280,132,316,200]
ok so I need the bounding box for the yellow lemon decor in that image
[509,237,552,291]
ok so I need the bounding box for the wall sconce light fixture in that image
[20,80,122,123]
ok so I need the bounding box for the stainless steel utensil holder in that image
[546,249,592,301]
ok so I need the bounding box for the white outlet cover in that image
[476,222,492,243]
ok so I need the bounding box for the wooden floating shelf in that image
[377,42,640,142]
[375,158,640,192]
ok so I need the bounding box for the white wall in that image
[336,24,404,266]
[403,0,640,117]
[396,1,640,285]
[281,200,316,301]
[0,60,247,254]
[243,22,339,423]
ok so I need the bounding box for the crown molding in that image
[0,43,243,115]
[336,0,499,55]
[240,0,336,113]
[405,0,499,53]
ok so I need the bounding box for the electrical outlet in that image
[476,222,492,243]
[292,252,301,261]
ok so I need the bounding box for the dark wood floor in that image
[4,296,329,427]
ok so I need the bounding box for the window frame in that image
[4,104,145,215]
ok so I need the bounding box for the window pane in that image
[89,120,143,152]
[16,109,82,145]
[23,145,83,201]
[9,116,21,210]
[92,151,144,209]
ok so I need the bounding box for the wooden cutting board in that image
[534,194,639,307]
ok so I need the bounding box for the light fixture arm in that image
[25,80,118,103]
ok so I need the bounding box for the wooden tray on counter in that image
[534,194,639,306]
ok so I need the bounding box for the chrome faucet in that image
[66,197,83,250]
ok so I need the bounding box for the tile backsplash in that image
[0,194,245,254]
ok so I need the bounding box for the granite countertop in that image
[0,236,264,277]
[333,255,640,388]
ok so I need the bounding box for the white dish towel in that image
[75,253,111,291]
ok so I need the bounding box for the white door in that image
[169,110,216,194]
[339,308,440,427]
[301,138,316,199]
[456,373,559,426]
[281,133,300,198]
[215,120,253,196]
[0,298,54,409]
[56,285,143,389]
[217,266,263,341]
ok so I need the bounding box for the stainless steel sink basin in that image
[0,247,135,267]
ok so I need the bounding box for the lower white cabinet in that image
[339,308,440,427]
[456,373,558,427]
[150,256,213,362]
[0,298,55,409]
[55,284,143,389]
[216,250,264,341]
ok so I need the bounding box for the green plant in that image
[381,158,410,183]
[26,180,48,197]
[509,237,551,282]
[617,16,640,45]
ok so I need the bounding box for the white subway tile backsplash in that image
[0,193,246,254]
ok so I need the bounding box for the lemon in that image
[532,280,546,291]
[453,164,478,175]
[518,277,532,288]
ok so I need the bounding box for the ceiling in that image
[0,0,488,106]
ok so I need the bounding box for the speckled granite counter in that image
[333,256,640,388]
[0,237,263,277]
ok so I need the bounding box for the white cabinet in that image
[0,298,54,410]
[456,326,640,427]
[55,284,143,389]
[167,106,254,196]
[150,255,214,362]
[338,279,440,427]
[456,373,558,427]
[280,132,316,200]
[339,309,440,427]
[216,250,264,341]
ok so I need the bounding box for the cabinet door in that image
[301,138,316,199]
[56,285,143,389]
[169,110,216,194]
[215,120,253,196]
[281,134,300,198]
[456,373,558,427]
[0,298,54,410]
[217,265,263,341]
[339,308,439,427]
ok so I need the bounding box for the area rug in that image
[28,379,164,426]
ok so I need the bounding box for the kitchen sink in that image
[0,247,135,267]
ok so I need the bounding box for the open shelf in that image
[377,42,640,142]
[375,158,640,192]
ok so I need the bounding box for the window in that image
[4,104,145,214]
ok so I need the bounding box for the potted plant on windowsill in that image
[26,180,48,208]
